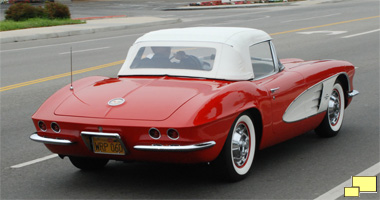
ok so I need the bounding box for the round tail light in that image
[149,128,161,139]
[51,122,61,133]
[167,129,179,140]
[38,121,47,132]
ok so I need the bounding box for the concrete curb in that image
[164,2,290,11]
[72,15,128,20]
[0,17,181,44]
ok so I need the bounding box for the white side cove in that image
[283,75,338,123]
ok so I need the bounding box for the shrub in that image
[4,2,71,21]
[44,2,71,19]
[5,3,45,21]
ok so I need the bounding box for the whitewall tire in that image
[315,81,345,137]
[216,112,256,181]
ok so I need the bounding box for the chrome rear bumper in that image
[30,132,216,152]
[134,141,216,152]
[30,133,74,145]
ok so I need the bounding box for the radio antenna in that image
[70,47,73,90]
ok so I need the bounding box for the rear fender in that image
[191,81,269,126]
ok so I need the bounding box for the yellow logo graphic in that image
[344,176,377,197]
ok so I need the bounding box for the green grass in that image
[0,18,85,31]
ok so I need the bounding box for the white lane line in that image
[212,16,270,26]
[185,11,269,23]
[282,13,341,23]
[342,29,380,38]
[0,33,142,53]
[314,162,380,200]
[59,47,110,55]
[10,154,58,169]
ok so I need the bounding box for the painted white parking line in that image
[0,33,141,53]
[59,47,110,55]
[314,162,380,200]
[212,16,270,26]
[342,29,380,38]
[10,154,58,169]
[282,13,341,23]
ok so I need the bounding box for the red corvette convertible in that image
[30,27,358,181]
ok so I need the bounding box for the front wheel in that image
[216,113,256,182]
[315,81,345,137]
[69,156,109,170]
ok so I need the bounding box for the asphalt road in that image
[1,0,379,199]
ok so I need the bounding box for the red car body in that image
[30,27,358,181]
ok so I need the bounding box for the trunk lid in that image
[54,77,207,121]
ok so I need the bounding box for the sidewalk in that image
[0,16,181,44]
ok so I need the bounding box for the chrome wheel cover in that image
[231,123,250,167]
[328,89,341,126]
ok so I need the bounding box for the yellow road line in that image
[1,15,379,92]
[0,60,124,92]
[270,15,380,36]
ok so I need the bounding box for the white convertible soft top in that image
[118,27,272,80]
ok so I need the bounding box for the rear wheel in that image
[315,81,345,137]
[69,156,109,170]
[216,112,256,182]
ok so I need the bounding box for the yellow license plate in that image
[92,137,125,155]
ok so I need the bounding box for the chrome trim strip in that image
[348,90,359,97]
[81,131,121,139]
[134,141,216,152]
[30,133,74,145]
[270,41,282,72]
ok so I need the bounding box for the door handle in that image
[270,87,280,93]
